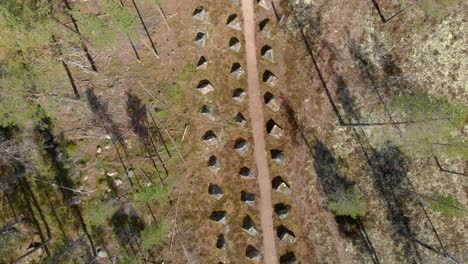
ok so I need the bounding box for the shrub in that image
[140,223,166,249]
[82,200,119,227]
[327,187,367,219]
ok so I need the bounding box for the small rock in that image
[97,249,108,258]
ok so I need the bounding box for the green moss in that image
[430,194,466,217]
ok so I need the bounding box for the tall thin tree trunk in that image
[12,239,51,264]
[21,178,52,238]
[62,0,98,72]
[53,34,80,98]
[18,183,51,257]
[148,110,172,158]
[131,0,159,58]
[73,206,97,257]
[5,193,18,221]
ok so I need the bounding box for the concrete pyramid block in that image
[266,119,283,138]
[257,0,271,10]
[231,63,245,79]
[192,6,207,21]
[264,92,280,112]
[210,211,226,224]
[234,112,247,126]
[242,215,258,236]
[239,166,254,179]
[234,138,249,156]
[194,32,207,48]
[270,149,286,165]
[272,176,291,194]
[197,80,214,95]
[263,70,278,87]
[274,203,289,219]
[202,130,218,145]
[227,14,242,31]
[277,225,296,244]
[216,234,226,250]
[229,37,242,52]
[209,183,224,200]
[197,56,207,70]
[208,155,221,173]
[259,18,272,38]
[241,191,256,207]
[280,252,297,264]
[232,88,246,102]
[200,105,215,120]
[261,45,274,62]
[246,245,261,262]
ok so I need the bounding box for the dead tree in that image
[52,35,80,99]
[118,0,141,62]
[130,0,159,57]
[62,0,98,72]
[370,0,405,23]
[18,182,51,257]
[12,239,51,264]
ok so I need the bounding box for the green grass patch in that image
[133,183,170,205]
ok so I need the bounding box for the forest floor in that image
[0,0,466,263]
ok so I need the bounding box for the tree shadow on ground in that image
[349,38,406,98]
[125,92,169,182]
[111,205,145,256]
[313,140,354,199]
[336,76,361,122]
[334,215,377,263]
[126,91,148,143]
[313,140,382,263]
[34,108,75,201]
[34,105,97,257]
[85,88,125,144]
[368,144,421,263]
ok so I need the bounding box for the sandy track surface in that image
[241,0,278,263]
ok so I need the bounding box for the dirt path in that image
[241,1,278,263]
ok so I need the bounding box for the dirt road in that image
[241,0,278,263]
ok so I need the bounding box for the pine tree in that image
[140,223,166,249]
[327,186,367,219]
[374,93,467,158]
